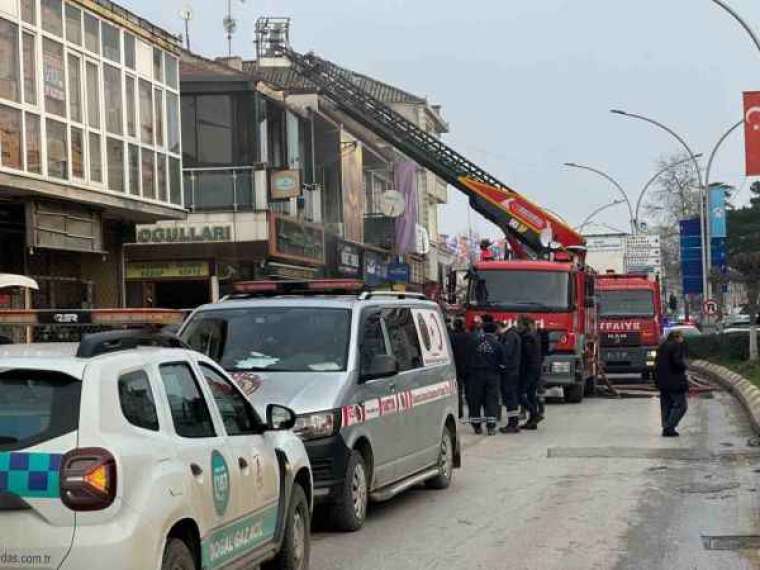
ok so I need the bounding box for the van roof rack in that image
[77,330,188,358]
[358,291,428,301]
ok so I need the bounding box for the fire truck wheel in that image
[564,383,584,404]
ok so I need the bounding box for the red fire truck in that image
[596,273,663,379]
[273,39,599,402]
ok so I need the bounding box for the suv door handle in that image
[238,457,249,470]
[190,463,203,477]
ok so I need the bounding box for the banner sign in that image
[708,185,727,239]
[743,92,760,175]
[679,217,703,295]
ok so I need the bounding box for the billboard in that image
[584,234,626,273]
[743,92,760,176]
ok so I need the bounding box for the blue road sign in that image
[679,217,703,295]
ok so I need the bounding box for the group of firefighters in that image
[449,315,545,436]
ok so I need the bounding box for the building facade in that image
[0,0,183,308]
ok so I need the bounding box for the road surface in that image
[311,386,760,570]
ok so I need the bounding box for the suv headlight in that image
[647,350,657,359]
[294,410,341,441]
[550,361,572,375]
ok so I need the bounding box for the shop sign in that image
[265,262,319,281]
[387,261,411,283]
[364,251,389,287]
[127,261,210,280]
[136,225,232,244]
[337,241,362,277]
[268,214,324,266]
[270,170,301,200]
[27,202,103,254]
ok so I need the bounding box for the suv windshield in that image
[182,307,352,372]
[599,290,654,317]
[0,370,82,452]
[468,270,572,311]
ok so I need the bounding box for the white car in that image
[0,331,312,570]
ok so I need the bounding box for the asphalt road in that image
[310,385,760,570]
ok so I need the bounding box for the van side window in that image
[159,363,216,438]
[118,369,159,431]
[199,363,260,436]
[360,311,388,376]
[382,308,423,372]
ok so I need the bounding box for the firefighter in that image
[519,316,544,430]
[498,320,522,434]
[466,316,504,436]
[449,318,471,419]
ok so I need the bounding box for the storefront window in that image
[67,53,82,123]
[89,131,101,182]
[139,79,152,144]
[46,118,68,179]
[43,38,66,117]
[0,19,20,103]
[86,61,99,128]
[103,65,122,134]
[21,0,36,25]
[107,137,123,192]
[125,75,135,138]
[154,88,163,147]
[156,153,167,201]
[141,147,154,198]
[124,33,135,70]
[170,156,181,205]
[167,91,179,154]
[153,47,162,83]
[84,12,98,54]
[128,143,139,195]
[165,55,177,89]
[0,105,22,169]
[22,33,36,106]
[25,113,41,173]
[71,126,84,178]
[41,0,63,37]
[65,4,82,46]
[101,22,119,63]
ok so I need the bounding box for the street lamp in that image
[576,199,625,233]
[610,109,709,299]
[563,162,635,232]
[710,0,760,57]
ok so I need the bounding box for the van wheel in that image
[162,538,196,570]
[331,452,368,532]
[264,484,310,570]
[564,383,584,403]
[426,426,454,490]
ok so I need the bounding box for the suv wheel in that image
[564,383,584,404]
[264,483,310,570]
[426,426,454,490]
[162,538,196,570]
[331,451,368,532]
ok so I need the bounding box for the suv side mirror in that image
[362,354,399,381]
[265,404,297,431]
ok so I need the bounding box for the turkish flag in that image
[743,92,760,175]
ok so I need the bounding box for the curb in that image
[691,360,760,435]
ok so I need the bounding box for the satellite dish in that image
[379,190,406,218]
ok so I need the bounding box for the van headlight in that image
[294,410,341,441]
[550,361,572,375]
[647,350,657,359]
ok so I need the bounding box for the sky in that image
[120,0,760,238]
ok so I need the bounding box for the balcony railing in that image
[183,167,255,212]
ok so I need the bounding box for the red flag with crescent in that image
[743,92,760,175]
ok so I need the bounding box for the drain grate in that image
[701,535,760,551]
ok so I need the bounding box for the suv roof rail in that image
[358,291,428,301]
[77,329,188,358]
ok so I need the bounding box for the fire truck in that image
[596,273,663,379]
[269,34,598,402]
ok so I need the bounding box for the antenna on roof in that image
[224,0,246,57]
[179,6,192,50]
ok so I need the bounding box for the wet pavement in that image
[310,387,760,569]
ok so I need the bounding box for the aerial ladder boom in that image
[270,44,585,257]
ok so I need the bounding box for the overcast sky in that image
[122,0,760,238]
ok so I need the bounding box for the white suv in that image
[0,331,312,570]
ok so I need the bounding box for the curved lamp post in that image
[576,199,625,233]
[710,0,760,56]
[610,109,709,298]
[563,162,635,232]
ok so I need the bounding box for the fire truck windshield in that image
[469,270,572,312]
[598,290,654,317]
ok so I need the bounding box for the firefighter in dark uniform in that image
[519,316,544,430]
[449,318,471,419]
[466,317,504,436]
[498,320,522,434]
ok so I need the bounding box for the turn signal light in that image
[83,464,110,494]
[60,448,117,511]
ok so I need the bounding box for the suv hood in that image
[229,370,346,415]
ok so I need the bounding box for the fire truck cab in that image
[596,273,663,379]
